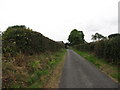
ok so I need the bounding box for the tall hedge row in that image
[2,25,64,56]
[74,36,120,64]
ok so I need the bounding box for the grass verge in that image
[2,49,66,88]
[73,48,119,83]
[43,53,66,88]
[29,49,66,88]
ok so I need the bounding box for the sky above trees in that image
[0,0,119,42]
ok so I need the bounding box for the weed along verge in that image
[42,52,66,88]
[73,49,119,84]
[2,25,66,88]
[3,49,66,88]
[29,49,66,88]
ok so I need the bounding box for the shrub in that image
[74,35,120,65]
[2,25,64,56]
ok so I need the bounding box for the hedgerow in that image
[2,25,65,88]
[74,35,120,65]
[2,25,64,56]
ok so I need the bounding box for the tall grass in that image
[2,49,66,88]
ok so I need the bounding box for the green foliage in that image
[74,33,120,65]
[2,25,65,88]
[68,29,85,45]
[111,72,120,82]
[108,33,120,39]
[2,49,66,88]
[2,25,64,56]
[74,42,95,52]
[73,49,119,83]
[91,33,105,41]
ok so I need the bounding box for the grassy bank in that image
[2,49,66,88]
[42,53,66,88]
[73,48,119,83]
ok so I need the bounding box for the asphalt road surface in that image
[59,49,119,88]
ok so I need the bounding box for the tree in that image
[65,43,70,49]
[108,33,120,39]
[68,29,85,45]
[91,33,105,41]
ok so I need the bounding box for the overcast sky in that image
[0,0,119,42]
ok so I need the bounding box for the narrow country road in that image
[59,49,119,88]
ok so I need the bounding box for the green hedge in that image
[2,25,64,56]
[74,35,120,64]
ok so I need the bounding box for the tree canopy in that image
[68,29,85,45]
[108,33,120,39]
[91,33,105,41]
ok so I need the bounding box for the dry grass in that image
[2,49,66,88]
[43,54,66,88]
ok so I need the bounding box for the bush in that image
[2,25,64,56]
[74,35,120,65]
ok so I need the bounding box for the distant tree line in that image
[2,25,64,56]
[68,29,120,65]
